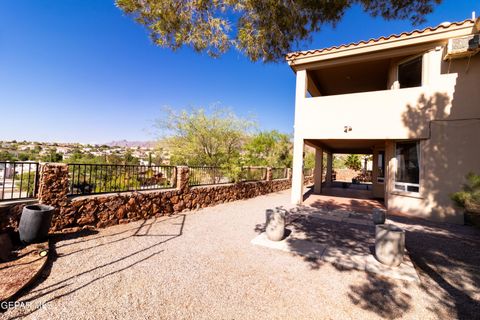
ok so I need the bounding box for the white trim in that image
[393,141,421,194]
[376,150,385,184]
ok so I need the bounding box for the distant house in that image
[288,18,480,223]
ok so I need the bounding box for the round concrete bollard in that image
[375,224,405,267]
[372,208,386,225]
[265,208,286,241]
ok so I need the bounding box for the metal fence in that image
[188,166,234,186]
[0,161,39,201]
[271,168,288,180]
[69,164,177,195]
[303,168,314,177]
[241,167,267,182]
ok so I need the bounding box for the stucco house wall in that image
[288,19,480,224]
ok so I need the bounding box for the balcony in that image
[296,74,457,140]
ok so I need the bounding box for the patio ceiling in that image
[305,139,385,154]
[307,58,390,96]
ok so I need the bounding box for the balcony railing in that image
[298,77,457,140]
[0,161,39,201]
[271,168,288,180]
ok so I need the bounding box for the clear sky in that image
[0,1,478,144]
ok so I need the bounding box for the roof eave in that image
[287,19,478,71]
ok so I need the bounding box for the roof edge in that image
[287,19,478,64]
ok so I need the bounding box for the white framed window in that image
[394,141,420,193]
[377,150,385,183]
[397,55,423,89]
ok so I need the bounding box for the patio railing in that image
[68,164,177,195]
[188,166,235,186]
[271,168,288,180]
[0,161,39,201]
[241,167,267,182]
[303,168,314,177]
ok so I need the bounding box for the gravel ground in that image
[1,189,479,320]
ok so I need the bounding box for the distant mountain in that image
[105,140,157,148]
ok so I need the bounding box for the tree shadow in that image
[254,206,417,318]
[388,215,480,319]
[2,214,186,318]
[348,273,412,319]
[397,56,480,319]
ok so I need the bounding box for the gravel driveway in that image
[2,189,479,320]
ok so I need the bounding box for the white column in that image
[291,137,305,204]
[313,147,323,194]
[291,69,307,204]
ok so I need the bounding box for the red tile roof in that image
[287,19,476,60]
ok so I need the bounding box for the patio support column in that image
[325,152,333,187]
[291,69,307,205]
[313,147,323,194]
[291,138,305,204]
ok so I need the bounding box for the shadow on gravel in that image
[254,206,412,318]
[254,205,480,319]
[4,214,186,319]
[348,273,412,319]
[389,215,480,320]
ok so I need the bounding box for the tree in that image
[345,154,362,171]
[243,130,292,167]
[116,0,440,62]
[41,148,63,162]
[155,106,255,167]
[124,149,140,165]
[0,151,16,162]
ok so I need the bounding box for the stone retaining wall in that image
[0,163,314,233]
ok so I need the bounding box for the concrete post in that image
[325,152,333,187]
[266,167,272,181]
[291,69,307,205]
[287,168,292,180]
[313,147,323,194]
[291,138,305,204]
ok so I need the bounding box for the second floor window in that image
[398,56,422,88]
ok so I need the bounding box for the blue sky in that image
[0,1,478,144]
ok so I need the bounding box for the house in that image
[288,18,480,224]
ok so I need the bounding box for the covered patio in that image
[291,138,387,208]
[303,186,385,214]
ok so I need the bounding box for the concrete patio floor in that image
[303,186,385,214]
[251,209,419,282]
[1,189,479,320]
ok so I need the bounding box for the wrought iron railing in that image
[271,168,288,180]
[303,167,314,177]
[0,161,39,201]
[68,164,176,195]
[241,167,267,182]
[188,166,234,186]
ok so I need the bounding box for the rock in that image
[62,227,81,234]
[372,208,386,225]
[77,214,96,226]
[96,221,108,229]
[117,207,126,220]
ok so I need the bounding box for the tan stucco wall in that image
[292,40,480,223]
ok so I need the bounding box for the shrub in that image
[451,172,480,211]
